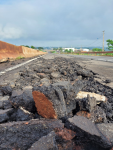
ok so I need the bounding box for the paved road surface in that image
[60,54,113,63]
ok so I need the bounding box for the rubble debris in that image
[1,86,12,96]
[76,111,91,119]
[78,95,97,113]
[9,81,15,88]
[97,123,113,148]
[33,80,84,119]
[10,107,34,121]
[10,89,36,113]
[32,91,57,119]
[90,106,107,123]
[23,86,33,91]
[55,128,76,141]
[65,116,112,149]
[0,108,14,123]
[105,79,111,83]
[28,131,58,150]
[0,58,9,63]
[40,78,50,86]
[77,69,93,77]
[51,72,61,78]
[0,56,113,149]
[0,119,64,150]
[76,91,107,104]
[0,96,12,109]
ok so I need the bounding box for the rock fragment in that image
[76,91,107,104]
[77,69,93,77]
[1,86,12,96]
[51,72,61,78]
[65,116,112,149]
[0,108,14,123]
[10,107,34,121]
[97,123,113,148]
[55,128,76,141]
[32,91,57,119]
[40,78,50,86]
[0,119,64,150]
[0,96,12,109]
[33,80,84,119]
[28,131,58,150]
[10,89,36,113]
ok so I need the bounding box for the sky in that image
[0,0,113,47]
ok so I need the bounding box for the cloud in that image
[0,24,23,39]
[0,0,113,47]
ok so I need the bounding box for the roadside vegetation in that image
[58,39,113,57]
[106,39,113,51]
[21,45,44,50]
[50,51,56,53]
[15,56,25,60]
[92,48,102,52]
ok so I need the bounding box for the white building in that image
[82,49,89,52]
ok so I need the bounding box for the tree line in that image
[21,45,44,50]
[92,39,113,52]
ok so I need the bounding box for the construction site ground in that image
[43,54,113,88]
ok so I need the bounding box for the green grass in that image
[51,51,56,53]
[15,56,25,60]
[60,52,113,57]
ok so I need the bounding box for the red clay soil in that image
[0,40,47,61]
[32,91,57,119]
[0,40,23,59]
[56,128,76,141]
[76,111,91,119]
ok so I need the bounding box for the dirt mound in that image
[22,46,47,57]
[0,40,23,60]
[0,41,46,61]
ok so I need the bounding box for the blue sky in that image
[0,0,113,47]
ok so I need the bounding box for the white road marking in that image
[0,56,42,76]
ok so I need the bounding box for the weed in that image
[15,56,24,60]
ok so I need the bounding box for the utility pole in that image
[102,31,105,51]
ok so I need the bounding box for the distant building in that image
[82,49,89,52]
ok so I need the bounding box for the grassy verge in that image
[60,52,113,57]
[15,56,25,60]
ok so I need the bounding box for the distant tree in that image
[31,46,36,49]
[25,45,30,48]
[64,49,69,53]
[64,49,73,53]
[106,39,113,51]
[92,48,102,52]
[21,45,30,48]
[38,47,44,50]
[59,47,63,52]
[53,48,58,50]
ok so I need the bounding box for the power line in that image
[86,35,103,47]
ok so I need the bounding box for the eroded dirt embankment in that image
[0,55,113,150]
[0,40,47,62]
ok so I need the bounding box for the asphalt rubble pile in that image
[0,57,113,150]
